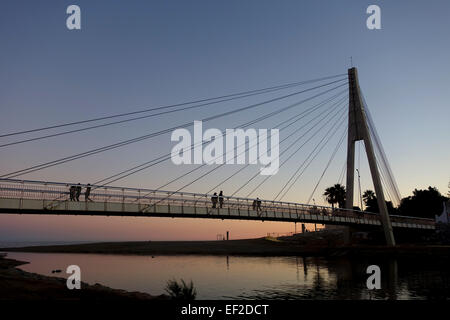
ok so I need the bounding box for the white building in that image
[435,201,450,224]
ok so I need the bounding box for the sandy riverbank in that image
[1,238,315,256]
[2,233,450,258]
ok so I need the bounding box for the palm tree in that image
[363,189,381,213]
[323,184,346,209]
[362,190,376,206]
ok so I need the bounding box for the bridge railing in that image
[0,178,435,226]
[0,179,364,217]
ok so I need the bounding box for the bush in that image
[165,279,197,300]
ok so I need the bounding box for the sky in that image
[0,0,449,242]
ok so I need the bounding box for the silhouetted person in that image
[85,183,92,202]
[211,192,218,208]
[257,198,262,211]
[76,183,81,201]
[219,191,224,208]
[69,186,76,201]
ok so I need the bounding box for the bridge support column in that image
[345,67,395,246]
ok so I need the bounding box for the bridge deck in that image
[0,179,435,230]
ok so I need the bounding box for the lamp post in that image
[313,198,317,231]
[356,168,363,210]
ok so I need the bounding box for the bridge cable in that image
[0,73,347,138]
[204,95,348,194]
[205,96,348,195]
[136,97,349,206]
[158,95,348,196]
[230,103,347,198]
[95,88,347,187]
[0,78,347,148]
[1,80,347,178]
[306,129,347,204]
[149,92,348,191]
[357,141,363,209]
[136,108,345,212]
[100,88,348,192]
[252,113,347,200]
[275,114,348,201]
[337,161,346,185]
[241,106,347,199]
[361,92,401,205]
[377,162,394,204]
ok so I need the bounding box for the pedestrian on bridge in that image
[85,184,92,202]
[219,191,224,208]
[256,198,262,212]
[211,192,218,208]
[75,183,81,201]
[69,185,76,201]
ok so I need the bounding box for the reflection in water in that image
[4,252,450,300]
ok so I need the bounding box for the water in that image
[3,252,450,299]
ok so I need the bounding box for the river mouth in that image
[3,251,449,300]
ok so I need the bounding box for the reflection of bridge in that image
[0,179,435,230]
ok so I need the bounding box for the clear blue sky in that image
[0,0,449,241]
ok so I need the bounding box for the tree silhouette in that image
[362,190,377,212]
[323,184,346,209]
[362,189,397,215]
[362,190,375,203]
[398,186,448,219]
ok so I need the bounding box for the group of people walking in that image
[68,184,263,210]
[69,183,92,202]
[210,190,262,212]
[211,191,224,208]
[252,198,262,212]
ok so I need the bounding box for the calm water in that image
[3,252,450,299]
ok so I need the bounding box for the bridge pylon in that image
[345,67,396,246]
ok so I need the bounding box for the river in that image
[3,252,450,299]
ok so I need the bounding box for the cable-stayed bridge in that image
[0,179,435,231]
[0,68,437,245]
